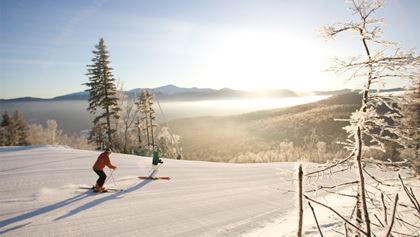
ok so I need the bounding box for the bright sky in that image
[0,0,418,99]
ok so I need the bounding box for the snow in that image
[0,146,418,237]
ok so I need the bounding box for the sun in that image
[190,28,333,91]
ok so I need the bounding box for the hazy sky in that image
[0,0,418,99]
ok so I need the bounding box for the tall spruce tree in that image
[85,38,120,148]
[0,110,28,146]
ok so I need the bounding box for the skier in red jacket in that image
[92,148,117,192]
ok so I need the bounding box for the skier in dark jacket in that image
[92,148,117,192]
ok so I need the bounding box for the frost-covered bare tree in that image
[26,121,91,149]
[47,120,60,145]
[112,79,126,149]
[111,81,140,153]
[119,96,139,153]
[156,126,182,159]
[27,124,48,145]
[301,0,420,236]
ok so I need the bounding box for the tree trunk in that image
[105,106,112,148]
[124,126,129,153]
[297,164,303,237]
[137,119,142,148]
[355,127,371,237]
[144,117,150,146]
[356,184,362,237]
[150,113,155,147]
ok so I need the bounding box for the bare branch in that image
[306,180,359,193]
[306,150,355,176]
[345,222,349,237]
[381,193,387,225]
[390,230,420,237]
[385,194,398,237]
[363,168,397,187]
[373,214,384,228]
[398,174,420,214]
[318,23,360,40]
[322,189,358,198]
[395,217,420,230]
[308,202,324,237]
[304,194,369,236]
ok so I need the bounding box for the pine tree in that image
[88,122,106,150]
[0,112,13,146]
[0,110,28,146]
[0,125,4,146]
[13,110,29,145]
[85,38,121,148]
[136,90,148,146]
[136,90,157,148]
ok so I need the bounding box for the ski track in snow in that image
[0,146,418,237]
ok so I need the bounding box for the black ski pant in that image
[93,169,107,187]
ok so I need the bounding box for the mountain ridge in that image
[0,85,404,102]
[2,84,401,102]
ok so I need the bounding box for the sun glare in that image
[192,29,331,91]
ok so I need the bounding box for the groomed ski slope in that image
[0,146,418,237]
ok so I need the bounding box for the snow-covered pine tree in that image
[85,38,121,149]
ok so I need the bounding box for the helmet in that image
[105,148,112,152]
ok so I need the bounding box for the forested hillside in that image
[169,93,363,162]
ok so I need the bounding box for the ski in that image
[78,186,124,192]
[138,163,170,180]
[138,176,170,180]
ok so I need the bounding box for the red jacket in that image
[93,152,116,170]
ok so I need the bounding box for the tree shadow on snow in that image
[54,179,153,221]
[0,192,90,232]
[0,155,88,173]
[0,146,35,153]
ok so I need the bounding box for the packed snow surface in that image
[0,146,418,237]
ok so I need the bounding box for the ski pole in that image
[110,171,117,187]
[109,169,117,187]
[104,169,116,187]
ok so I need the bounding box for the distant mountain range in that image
[0,84,404,102]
